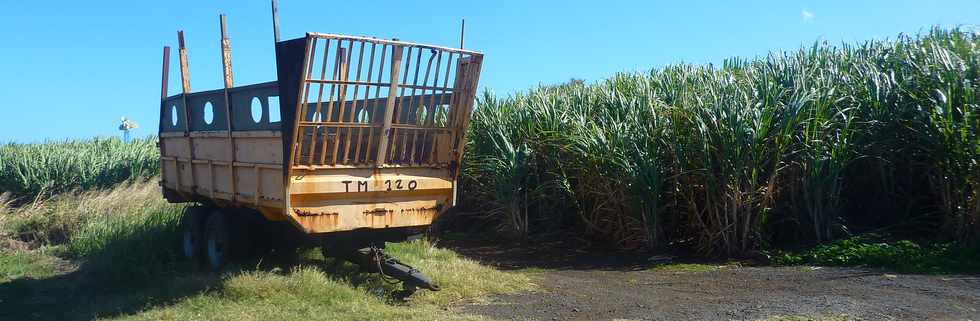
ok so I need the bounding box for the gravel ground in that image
[443,238,980,321]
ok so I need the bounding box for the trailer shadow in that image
[434,232,695,272]
[0,246,416,321]
[0,261,216,321]
[0,231,671,320]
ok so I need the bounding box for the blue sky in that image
[0,0,976,142]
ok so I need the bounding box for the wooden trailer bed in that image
[159,31,483,235]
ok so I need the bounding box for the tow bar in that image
[344,246,441,294]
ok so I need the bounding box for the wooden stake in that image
[178,31,192,94]
[161,46,170,100]
[177,30,197,191]
[271,0,281,43]
[160,45,171,190]
[219,14,238,201]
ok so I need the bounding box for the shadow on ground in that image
[0,244,398,321]
[434,232,692,271]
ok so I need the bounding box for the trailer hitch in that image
[347,246,441,294]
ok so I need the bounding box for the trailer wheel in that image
[180,206,209,261]
[204,211,235,271]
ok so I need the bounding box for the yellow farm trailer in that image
[157,7,482,292]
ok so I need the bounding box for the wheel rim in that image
[207,228,224,269]
[182,228,196,258]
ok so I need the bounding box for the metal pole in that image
[459,19,465,49]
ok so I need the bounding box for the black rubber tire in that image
[179,206,210,262]
[204,211,235,271]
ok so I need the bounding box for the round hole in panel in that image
[203,101,214,125]
[250,97,263,123]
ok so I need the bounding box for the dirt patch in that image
[442,238,980,321]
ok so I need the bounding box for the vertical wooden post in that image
[161,46,170,100]
[177,30,197,192]
[271,0,281,43]
[219,14,238,202]
[375,45,404,164]
[178,31,192,95]
[160,46,173,190]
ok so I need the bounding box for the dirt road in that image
[444,238,980,321]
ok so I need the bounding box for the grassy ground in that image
[0,180,531,321]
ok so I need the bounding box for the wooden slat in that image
[307,39,334,165]
[307,33,482,56]
[298,122,375,128]
[420,50,445,164]
[399,48,426,163]
[409,50,438,164]
[432,52,457,162]
[353,42,377,164]
[302,79,452,92]
[343,40,366,164]
[375,45,404,164]
[365,43,388,164]
[328,41,354,165]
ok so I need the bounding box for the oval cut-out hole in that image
[268,96,281,122]
[203,102,214,125]
[171,105,179,126]
[250,97,263,123]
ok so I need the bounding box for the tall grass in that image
[0,136,159,201]
[0,179,184,278]
[461,28,980,255]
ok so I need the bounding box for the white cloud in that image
[801,9,815,22]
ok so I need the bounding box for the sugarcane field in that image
[1,1,979,320]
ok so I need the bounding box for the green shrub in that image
[771,236,980,274]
